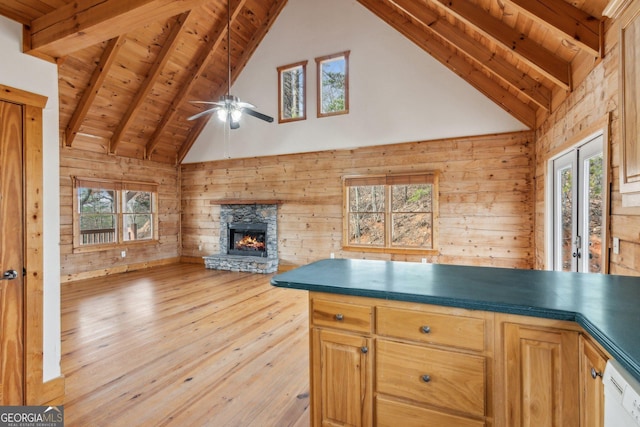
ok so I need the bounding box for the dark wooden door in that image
[0,99,24,404]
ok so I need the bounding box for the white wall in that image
[0,16,61,381]
[183,0,528,162]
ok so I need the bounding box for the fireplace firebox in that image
[228,223,267,257]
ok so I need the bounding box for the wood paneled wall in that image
[181,131,535,269]
[59,147,181,281]
[535,17,640,276]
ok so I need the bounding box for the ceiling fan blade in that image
[236,101,256,109]
[190,100,226,107]
[187,107,220,121]
[242,108,274,123]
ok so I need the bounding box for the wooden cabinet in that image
[310,298,373,426]
[310,293,613,427]
[312,328,373,426]
[376,305,485,351]
[312,298,372,334]
[375,305,489,426]
[502,322,580,427]
[309,293,491,427]
[376,396,485,427]
[619,0,640,203]
[579,335,608,427]
[376,339,486,417]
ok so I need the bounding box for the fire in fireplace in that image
[228,223,268,257]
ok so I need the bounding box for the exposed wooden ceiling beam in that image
[146,0,250,160]
[109,11,191,155]
[25,0,206,58]
[178,0,290,163]
[0,5,30,25]
[431,0,572,90]
[389,0,551,112]
[64,35,126,147]
[357,0,536,128]
[507,0,603,57]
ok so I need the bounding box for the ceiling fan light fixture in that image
[231,108,242,123]
[187,1,273,127]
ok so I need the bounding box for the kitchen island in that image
[271,258,640,426]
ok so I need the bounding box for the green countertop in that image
[271,258,640,381]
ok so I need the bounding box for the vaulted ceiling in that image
[0,0,611,164]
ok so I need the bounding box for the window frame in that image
[342,172,439,255]
[277,60,308,123]
[316,51,350,118]
[72,177,159,253]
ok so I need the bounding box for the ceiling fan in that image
[187,1,273,129]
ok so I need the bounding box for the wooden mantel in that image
[210,199,283,205]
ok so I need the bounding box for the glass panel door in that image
[579,142,604,273]
[552,135,604,273]
[553,151,577,272]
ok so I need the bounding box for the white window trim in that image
[544,115,610,272]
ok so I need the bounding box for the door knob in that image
[1,270,17,280]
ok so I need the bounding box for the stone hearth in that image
[204,203,278,273]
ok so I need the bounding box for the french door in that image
[552,135,604,273]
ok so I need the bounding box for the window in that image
[316,51,349,117]
[73,177,158,251]
[343,172,438,253]
[277,60,307,123]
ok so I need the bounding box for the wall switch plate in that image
[198,244,202,251]
[121,250,126,258]
[613,237,620,254]
[330,252,335,259]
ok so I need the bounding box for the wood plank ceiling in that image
[0,0,611,165]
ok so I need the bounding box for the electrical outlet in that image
[198,244,202,251]
[121,250,126,258]
[613,237,620,255]
[330,252,335,259]
[421,258,427,264]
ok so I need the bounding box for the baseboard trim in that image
[61,257,181,283]
[27,375,65,406]
[180,256,205,264]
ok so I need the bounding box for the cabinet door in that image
[620,0,640,198]
[503,323,580,427]
[579,335,607,427]
[312,328,372,427]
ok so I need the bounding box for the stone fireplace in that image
[204,203,278,273]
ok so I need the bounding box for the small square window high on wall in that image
[316,51,349,118]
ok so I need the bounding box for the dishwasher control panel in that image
[623,381,640,423]
[604,360,640,426]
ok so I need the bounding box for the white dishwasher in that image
[604,359,640,426]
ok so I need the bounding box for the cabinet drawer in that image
[377,339,485,417]
[377,306,485,351]
[311,299,372,333]
[377,396,485,427]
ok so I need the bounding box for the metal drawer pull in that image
[334,313,344,321]
[421,325,431,334]
[591,368,603,379]
[361,346,368,354]
[421,374,431,383]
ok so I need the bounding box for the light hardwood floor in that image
[61,263,310,426]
